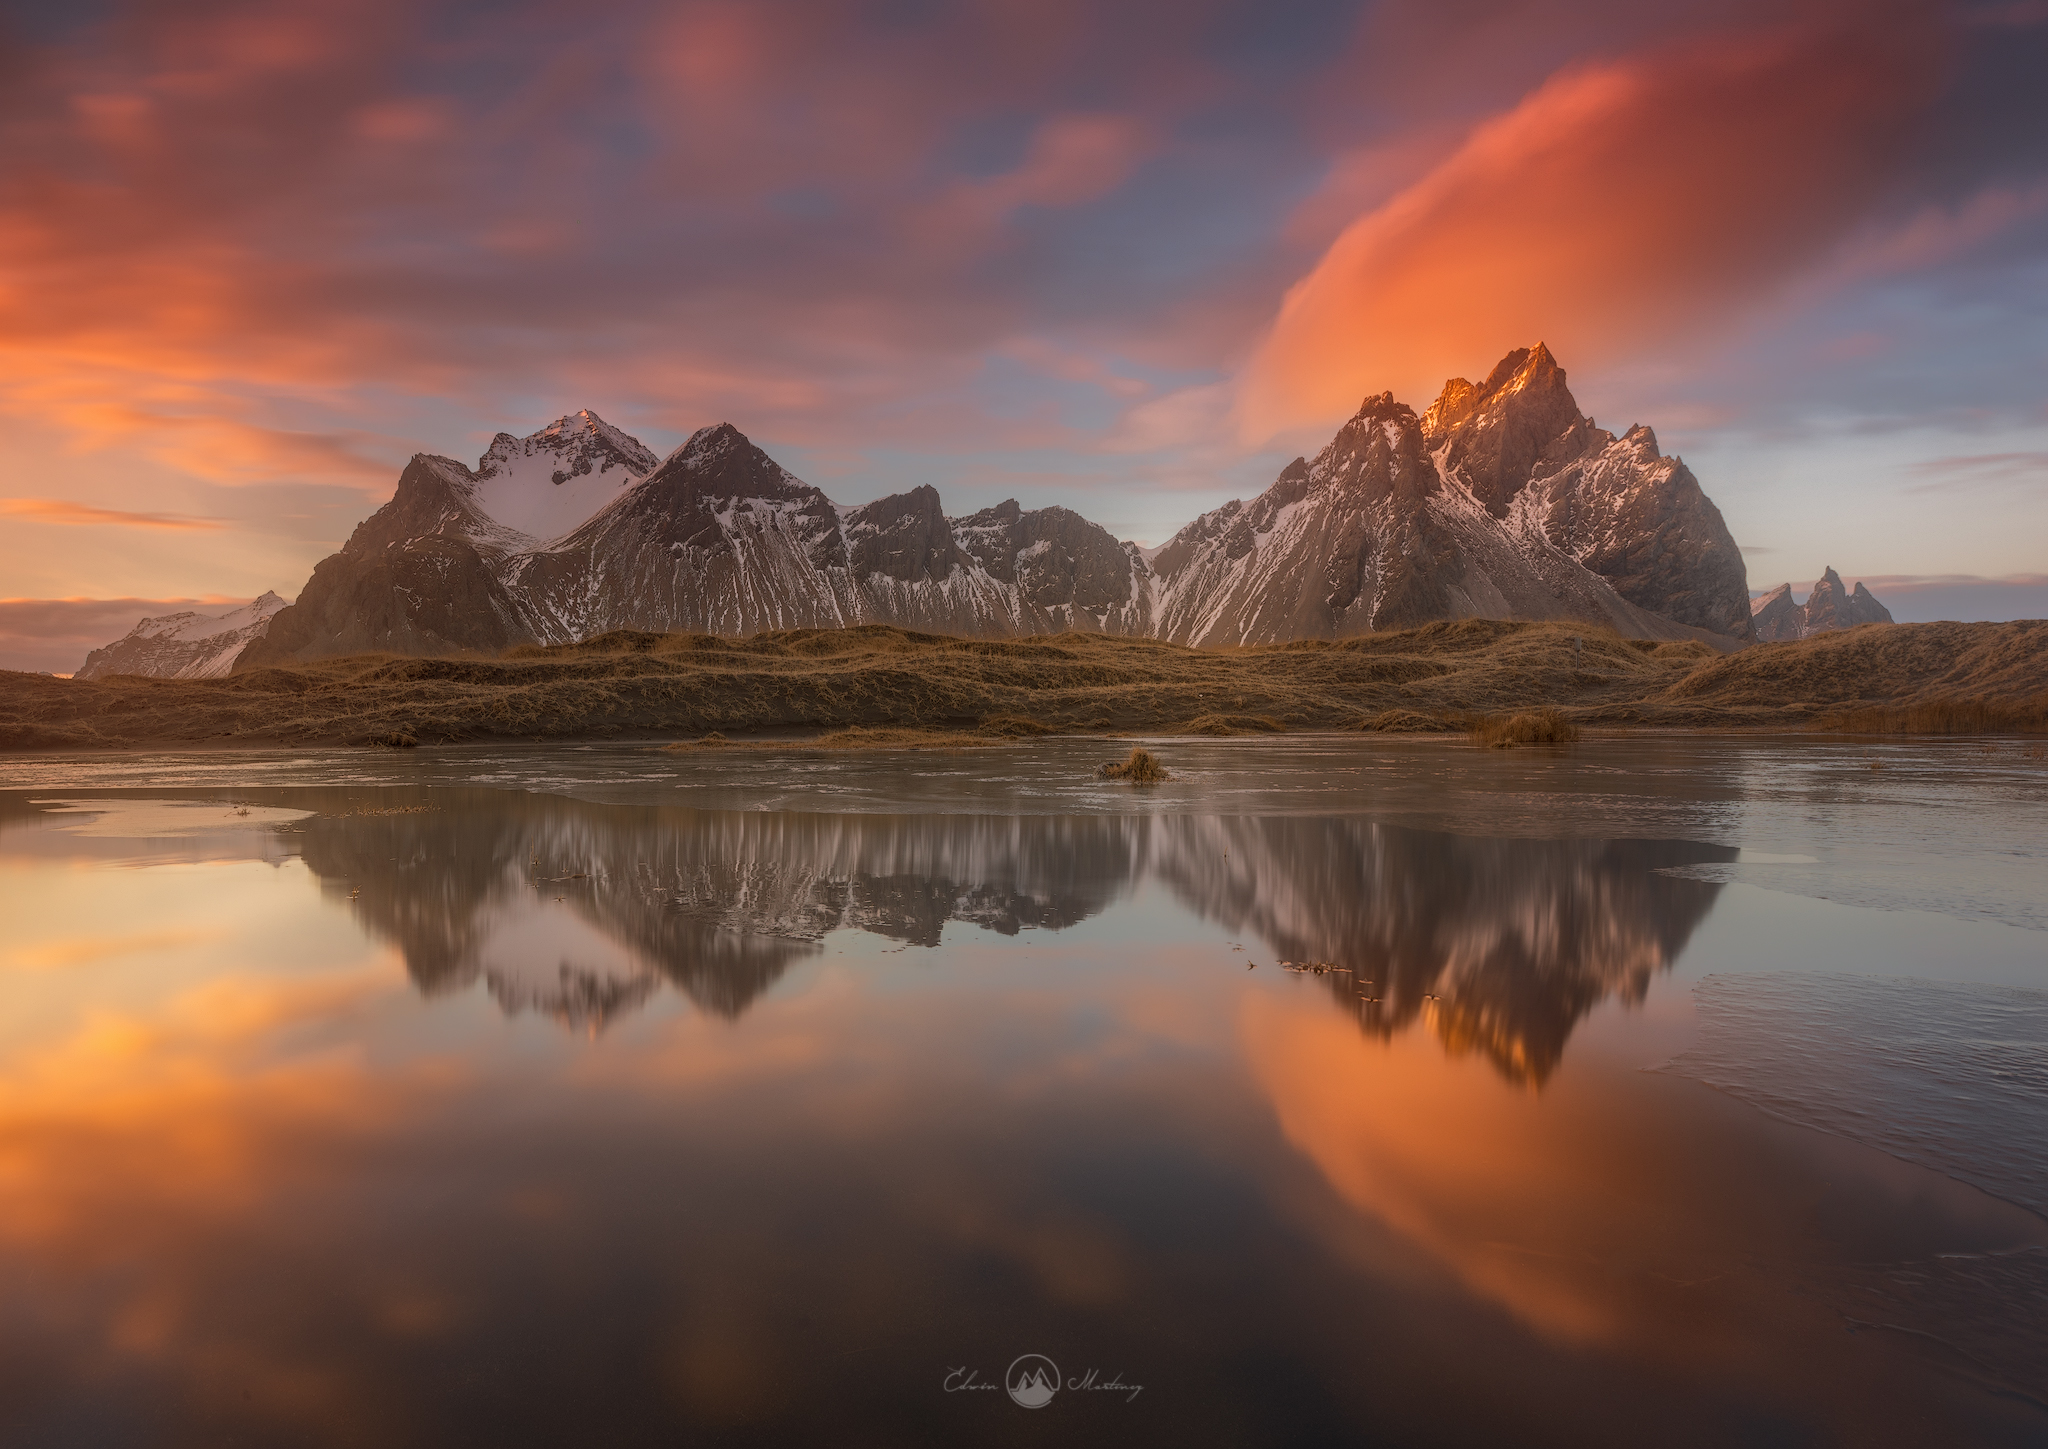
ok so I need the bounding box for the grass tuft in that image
[1470,709,1581,748]
[1099,747,1170,782]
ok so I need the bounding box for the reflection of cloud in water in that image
[295,794,1730,1068]
[1241,991,2048,1385]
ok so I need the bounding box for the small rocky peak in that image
[1621,424,1660,459]
[1751,582,1792,613]
[988,498,1023,522]
[846,484,965,583]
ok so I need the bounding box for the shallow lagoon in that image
[1,736,2044,1446]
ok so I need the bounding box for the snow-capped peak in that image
[467,409,660,545]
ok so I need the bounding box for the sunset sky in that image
[2,0,2044,671]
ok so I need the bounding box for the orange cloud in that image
[0,499,224,530]
[1240,19,1948,436]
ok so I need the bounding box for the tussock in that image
[1100,747,1170,782]
[1470,709,1581,748]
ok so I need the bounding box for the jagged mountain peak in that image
[1620,423,1661,459]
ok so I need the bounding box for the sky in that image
[1,0,2045,672]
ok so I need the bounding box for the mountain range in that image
[1750,567,1896,642]
[84,346,1777,675]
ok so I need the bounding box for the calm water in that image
[1,736,2044,1446]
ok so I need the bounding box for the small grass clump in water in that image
[1470,709,1580,748]
[1100,747,1170,782]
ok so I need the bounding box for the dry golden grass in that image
[1469,709,1581,748]
[1180,712,1287,735]
[3,616,2041,750]
[1100,747,1170,782]
[1810,695,2048,735]
[1352,708,1465,733]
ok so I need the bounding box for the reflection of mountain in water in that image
[293,792,1728,1072]
[1147,818,1732,1083]
[295,794,1140,1028]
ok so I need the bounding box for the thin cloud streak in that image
[0,499,225,530]
[1902,451,2048,492]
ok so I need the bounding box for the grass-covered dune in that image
[2,618,2043,750]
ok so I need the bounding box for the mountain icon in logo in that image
[1006,1354,1060,1409]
